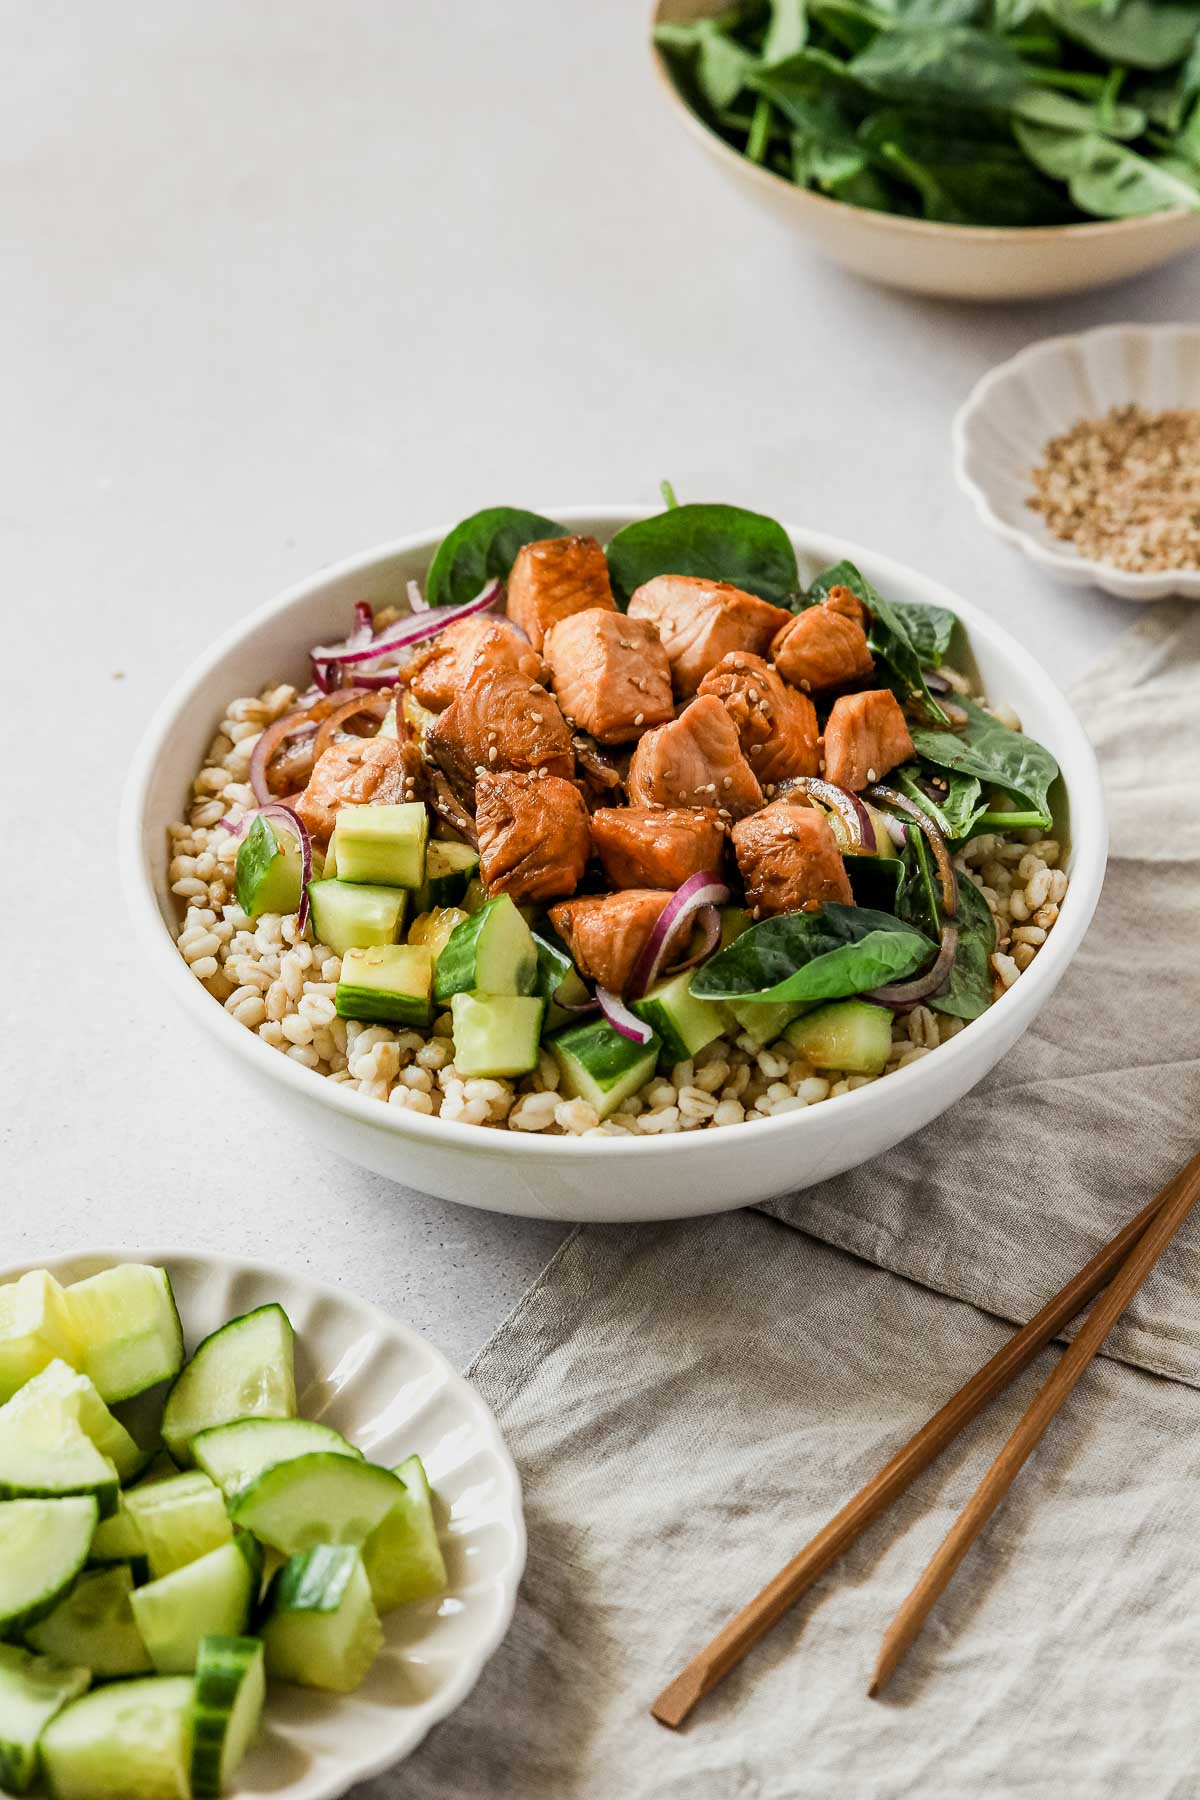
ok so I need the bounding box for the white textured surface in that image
[955,324,1200,600]
[0,1249,525,1797]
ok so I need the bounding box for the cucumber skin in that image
[334,983,432,1027]
[229,1452,406,1555]
[0,1646,90,1797]
[191,1417,361,1500]
[0,1446,119,1520]
[334,945,433,1027]
[161,1303,296,1467]
[363,1455,448,1612]
[549,1020,661,1121]
[0,1497,99,1637]
[784,999,894,1075]
[64,1266,185,1404]
[190,1636,265,1800]
[432,896,538,1003]
[235,816,302,920]
[263,1548,384,1694]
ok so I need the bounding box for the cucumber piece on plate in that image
[192,1417,362,1500]
[0,1645,90,1797]
[416,839,479,911]
[262,1546,383,1694]
[727,996,804,1048]
[632,968,728,1066]
[433,894,538,1002]
[307,879,408,955]
[0,1416,118,1517]
[0,1497,98,1636]
[27,1565,152,1679]
[0,1272,81,1404]
[334,802,429,888]
[122,1472,233,1578]
[234,814,303,919]
[64,1265,184,1404]
[334,943,433,1026]
[450,992,544,1078]
[40,1675,194,1800]
[1,1359,148,1484]
[190,1635,265,1799]
[131,1537,261,1675]
[362,1454,448,1612]
[549,1018,661,1121]
[408,905,469,964]
[86,1495,149,1580]
[230,1452,406,1555]
[784,999,894,1075]
[162,1303,296,1466]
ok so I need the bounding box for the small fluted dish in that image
[0,1248,526,1800]
[953,322,1200,602]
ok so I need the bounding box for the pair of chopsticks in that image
[652,1148,1200,1726]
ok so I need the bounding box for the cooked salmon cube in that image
[771,605,874,692]
[426,653,574,803]
[823,583,867,627]
[295,737,415,847]
[822,689,915,792]
[506,536,616,650]
[626,695,762,820]
[590,806,726,891]
[698,651,820,788]
[548,889,671,995]
[627,575,792,697]
[408,617,544,713]
[732,800,853,917]
[543,609,674,745]
[476,771,590,904]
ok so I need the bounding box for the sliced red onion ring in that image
[249,715,319,806]
[596,987,654,1045]
[311,691,394,768]
[663,904,721,975]
[629,872,731,999]
[309,579,502,673]
[777,777,875,852]
[555,990,600,1015]
[406,579,429,614]
[882,814,908,851]
[866,784,958,918]
[865,926,959,1010]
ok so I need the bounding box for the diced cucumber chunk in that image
[532,934,593,1033]
[433,895,538,1003]
[634,969,727,1066]
[727,996,803,1048]
[0,1497,98,1637]
[335,943,433,1026]
[784,999,894,1075]
[408,905,469,964]
[1,1360,148,1484]
[460,876,487,914]
[122,1473,233,1578]
[235,814,303,919]
[131,1537,261,1675]
[162,1303,296,1466]
[27,1565,152,1679]
[362,1455,448,1612]
[0,1415,118,1517]
[190,1635,265,1799]
[864,801,901,859]
[86,1496,148,1579]
[0,1273,80,1404]
[335,802,429,888]
[192,1417,362,1500]
[307,879,408,954]
[549,1019,661,1121]
[450,992,544,1078]
[40,1675,195,1800]
[719,906,751,947]
[230,1452,406,1555]
[416,839,480,911]
[0,1644,90,1796]
[262,1547,383,1694]
[64,1265,184,1404]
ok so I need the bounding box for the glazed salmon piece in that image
[698,651,820,788]
[426,654,574,802]
[823,583,867,627]
[549,889,671,995]
[407,618,544,713]
[590,806,726,891]
[543,609,674,744]
[626,694,763,820]
[295,737,415,847]
[823,689,915,793]
[475,771,591,904]
[732,800,853,917]
[771,603,874,693]
[506,536,616,650]
[627,575,792,697]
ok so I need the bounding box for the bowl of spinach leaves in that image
[652,0,1200,299]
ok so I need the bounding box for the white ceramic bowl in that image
[954,322,1200,601]
[2,1247,525,1800]
[650,0,1200,301]
[121,506,1108,1224]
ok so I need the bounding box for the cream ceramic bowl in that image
[122,507,1107,1223]
[1,1248,525,1800]
[651,0,1200,301]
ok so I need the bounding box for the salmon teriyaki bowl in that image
[123,502,1107,1223]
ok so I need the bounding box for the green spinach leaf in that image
[896,764,984,840]
[605,502,800,607]
[1014,119,1200,213]
[690,904,935,1005]
[932,871,995,1020]
[807,559,950,723]
[909,695,1059,827]
[426,506,564,608]
[1011,86,1147,140]
[763,0,811,62]
[850,24,1028,105]
[1048,0,1200,72]
[654,18,757,110]
[888,599,956,665]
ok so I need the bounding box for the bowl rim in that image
[0,1243,527,1798]
[952,320,1200,597]
[120,504,1108,1163]
[648,12,1196,245]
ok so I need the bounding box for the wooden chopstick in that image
[650,1175,1179,1729]
[868,1145,1200,1698]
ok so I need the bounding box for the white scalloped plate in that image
[953,322,1200,602]
[1,1249,525,1800]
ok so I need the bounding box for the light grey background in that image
[4,1,1195,1366]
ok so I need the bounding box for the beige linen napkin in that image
[369,606,1200,1798]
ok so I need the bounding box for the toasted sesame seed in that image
[867,766,877,782]
[488,746,498,762]
[722,775,732,788]
[634,712,644,726]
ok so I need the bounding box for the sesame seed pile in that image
[1027,403,1200,573]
